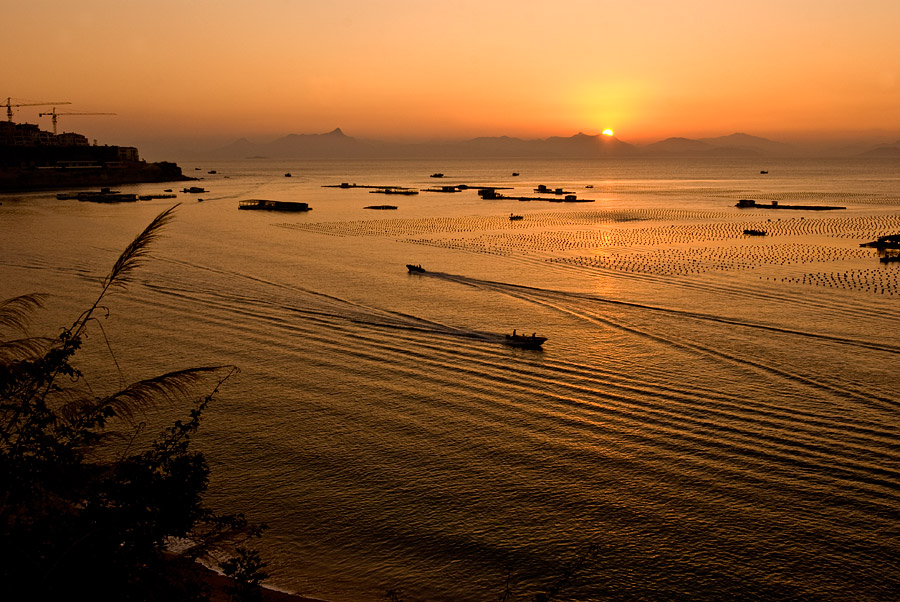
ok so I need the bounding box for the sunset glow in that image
[7,1,900,155]
[603,129,615,137]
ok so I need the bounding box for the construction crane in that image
[4,97,71,122]
[38,107,116,135]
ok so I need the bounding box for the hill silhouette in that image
[210,129,899,159]
[211,130,636,159]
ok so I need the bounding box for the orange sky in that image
[7,0,900,152]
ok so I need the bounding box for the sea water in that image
[1,156,899,601]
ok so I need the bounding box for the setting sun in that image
[602,129,614,136]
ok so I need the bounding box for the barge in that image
[238,199,311,212]
[736,199,845,211]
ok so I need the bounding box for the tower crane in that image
[38,107,116,135]
[4,97,71,122]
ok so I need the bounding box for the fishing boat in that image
[504,331,547,349]
[406,264,426,273]
[509,214,524,221]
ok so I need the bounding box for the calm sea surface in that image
[2,157,899,601]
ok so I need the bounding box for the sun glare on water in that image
[602,129,614,136]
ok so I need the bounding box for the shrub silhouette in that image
[0,205,264,601]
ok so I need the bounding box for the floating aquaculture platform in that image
[238,199,311,212]
[370,188,418,195]
[58,187,139,203]
[735,199,845,210]
[138,193,178,200]
[323,183,409,190]
[423,185,463,193]
[516,195,593,203]
[476,188,592,203]
[534,184,575,195]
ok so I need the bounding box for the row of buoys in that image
[278,212,900,246]
[780,267,900,295]
[275,211,900,284]
[406,236,511,256]
[549,243,876,277]
[278,208,729,240]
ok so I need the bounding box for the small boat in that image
[512,172,519,176]
[509,213,524,221]
[430,173,444,178]
[743,229,767,236]
[504,331,547,349]
[406,264,426,273]
[284,173,292,177]
[760,170,769,174]
[183,187,207,193]
[364,205,398,210]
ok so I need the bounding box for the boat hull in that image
[504,334,547,349]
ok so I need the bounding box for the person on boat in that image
[512,329,517,337]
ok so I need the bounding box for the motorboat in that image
[504,331,547,349]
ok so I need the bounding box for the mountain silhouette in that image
[211,129,896,159]
[212,130,638,159]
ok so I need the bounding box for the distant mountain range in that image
[213,128,637,159]
[641,133,793,157]
[857,141,900,157]
[210,129,900,160]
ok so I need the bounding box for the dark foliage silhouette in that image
[0,205,265,601]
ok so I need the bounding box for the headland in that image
[0,121,193,192]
